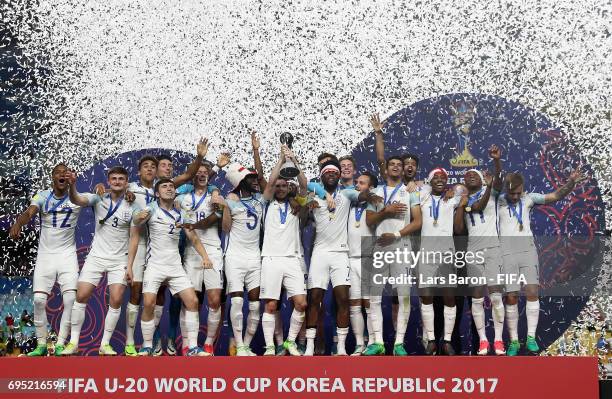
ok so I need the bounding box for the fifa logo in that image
[449,100,479,168]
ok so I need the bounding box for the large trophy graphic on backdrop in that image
[449,100,479,168]
[279,132,299,178]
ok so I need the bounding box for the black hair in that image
[317,152,338,167]
[401,153,420,167]
[107,166,129,178]
[138,155,158,169]
[386,155,403,167]
[360,171,378,188]
[320,159,341,171]
[157,154,173,163]
[52,163,69,174]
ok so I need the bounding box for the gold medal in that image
[519,223,524,231]
[433,219,438,226]
[329,212,336,220]
[98,219,105,225]
[465,206,472,213]
[355,221,361,228]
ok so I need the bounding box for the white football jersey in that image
[419,188,460,237]
[177,190,222,250]
[497,192,545,254]
[128,181,156,246]
[367,184,420,248]
[88,194,139,260]
[30,190,93,254]
[312,189,359,252]
[225,193,265,259]
[347,202,375,257]
[139,201,185,266]
[261,198,303,257]
[464,188,501,250]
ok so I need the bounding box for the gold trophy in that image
[450,100,479,168]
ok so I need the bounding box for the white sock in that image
[526,300,540,337]
[179,306,187,347]
[365,307,373,346]
[184,310,199,349]
[230,297,244,346]
[205,307,221,345]
[420,302,435,341]
[369,297,384,344]
[262,312,276,348]
[69,301,87,346]
[350,306,365,346]
[101,306,121,346]
[287,310,305,342]
[471,298,487,342]
[304,327,316,356]
[153,305,163,328]
[33,293,48,346]
[394,296,410,344]
[506,304,519,341]
[126,303,139,346]
[57,290,75,346]
[243,301,260,346]
[336,327,349,355]
[274,311,284,346]
[443,305,456,341]
[141,319,155,348]
[297,323,306,345]
[490,293,505,342]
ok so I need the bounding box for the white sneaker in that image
[166,338,176,356]
[153,338,163,357]
[236,346,251,357]
[263,346,276,356]
[351,345,365,356]
[246,347,257,356]
[284,341,302,356]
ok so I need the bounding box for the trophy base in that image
[450,149,479,168]
[280,166,300,179]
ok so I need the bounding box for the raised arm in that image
[66,171,95,208]
[470,145,502,212]
[173,137,208,188]
[543,167,585,204]
[370,113,387,181]
[263,145,285,201]
[251,130,267,191]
